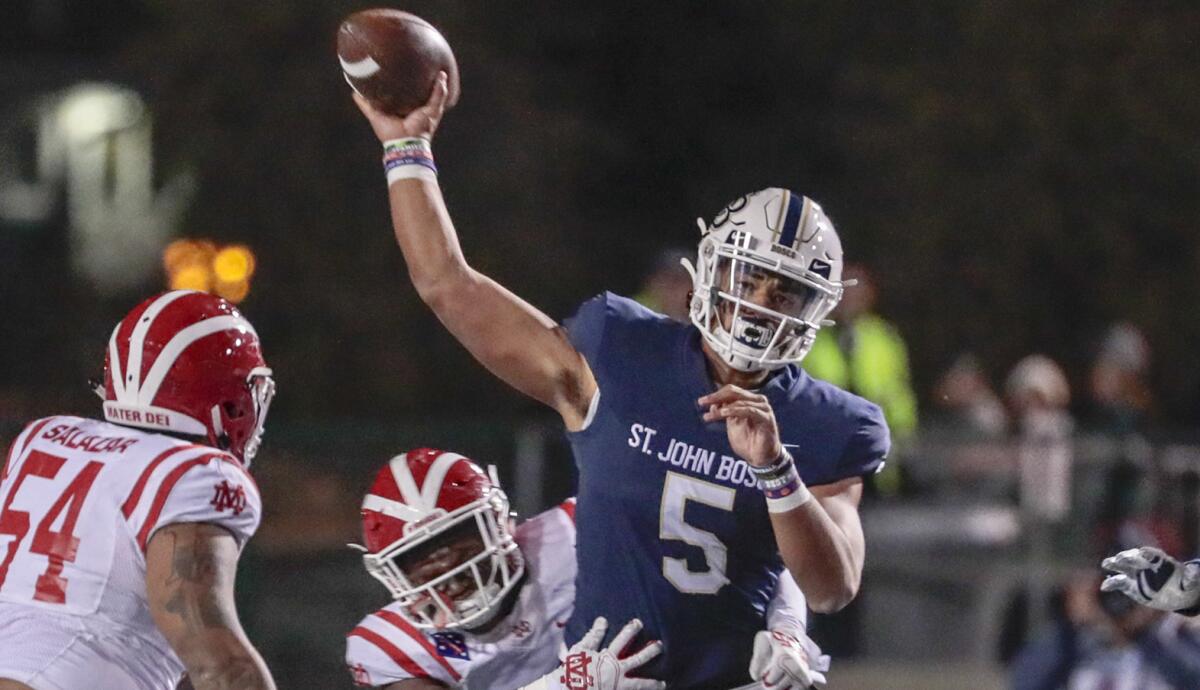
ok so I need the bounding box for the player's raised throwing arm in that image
[146,523,276,690]
[351,78,596,430]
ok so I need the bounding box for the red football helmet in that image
[360,448,524,630]
[100,290,275,465]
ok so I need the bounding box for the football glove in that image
[1101,546,1200,614]
[522,617,665,690]
[748,629,829,689]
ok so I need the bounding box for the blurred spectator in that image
[1084,323,1172,555]
[633,247,693,321]
[932,352,1009,438]
[1010,569,1200,690]
[804,263,917,495]
[1088,322,1153,436]
[1007,354,1074,523]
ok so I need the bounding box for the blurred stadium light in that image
[163,239,256,303]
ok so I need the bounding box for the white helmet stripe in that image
[389,453,427,512]
[125,290,195,400]
[362,493,427,522]
[420,452,467,509]
[108,322,126,401]
[797,196,813,245]
[137,315,257,405]
[773,189,790,242]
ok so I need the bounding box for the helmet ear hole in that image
[223,401,245,419]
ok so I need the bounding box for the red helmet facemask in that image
[99,290,275,466]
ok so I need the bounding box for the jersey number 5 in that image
[0,450,104,604]
[659,471,735,594]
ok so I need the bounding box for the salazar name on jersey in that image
[563,292,889,689]
[0,415,261,689]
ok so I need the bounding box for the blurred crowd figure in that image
[1010,569,1200,690]
[931,353,1009,438]
[804,264,918,496]
[633,248,693,321]
[1007,354,1075,523]
[1088,322,1153,436]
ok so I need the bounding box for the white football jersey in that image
[0,415,261,690]
[347,500,578,689]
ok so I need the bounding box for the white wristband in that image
[382,137,437,184]
[386,164,438,184]
[766,481,812,513]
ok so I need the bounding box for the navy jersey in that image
[562,293,889,689]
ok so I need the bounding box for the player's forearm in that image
[181,641,276,690]
[163,594,278,690]
[387,178,472,301]
[770,500,862,613]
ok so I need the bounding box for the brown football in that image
[337,9,461,116]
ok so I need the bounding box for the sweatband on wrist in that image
[749,448,813,512]
[382,137,437,183]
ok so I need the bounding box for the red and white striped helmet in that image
[360,448,524,630]
[101,290,275,465]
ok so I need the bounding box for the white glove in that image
[1101,546,1200,613]
[748,630,828,689]
[524,617,665,690]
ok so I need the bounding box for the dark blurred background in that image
[2,1,1199,688]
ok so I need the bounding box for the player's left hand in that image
[748,630,825,689]
[1101,546,1200,613]
[699,385,783,467]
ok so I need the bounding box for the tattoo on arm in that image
[147,523,276,690]
[161,528,228,630]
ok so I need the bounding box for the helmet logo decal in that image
[712,194,749,230]
[808,258,832,279]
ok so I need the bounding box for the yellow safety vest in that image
[804,314,918,442]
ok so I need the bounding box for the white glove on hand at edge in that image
[1101,546,1200,613]
[748,629,828,689]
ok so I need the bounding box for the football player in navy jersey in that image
[351,77,889,689]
